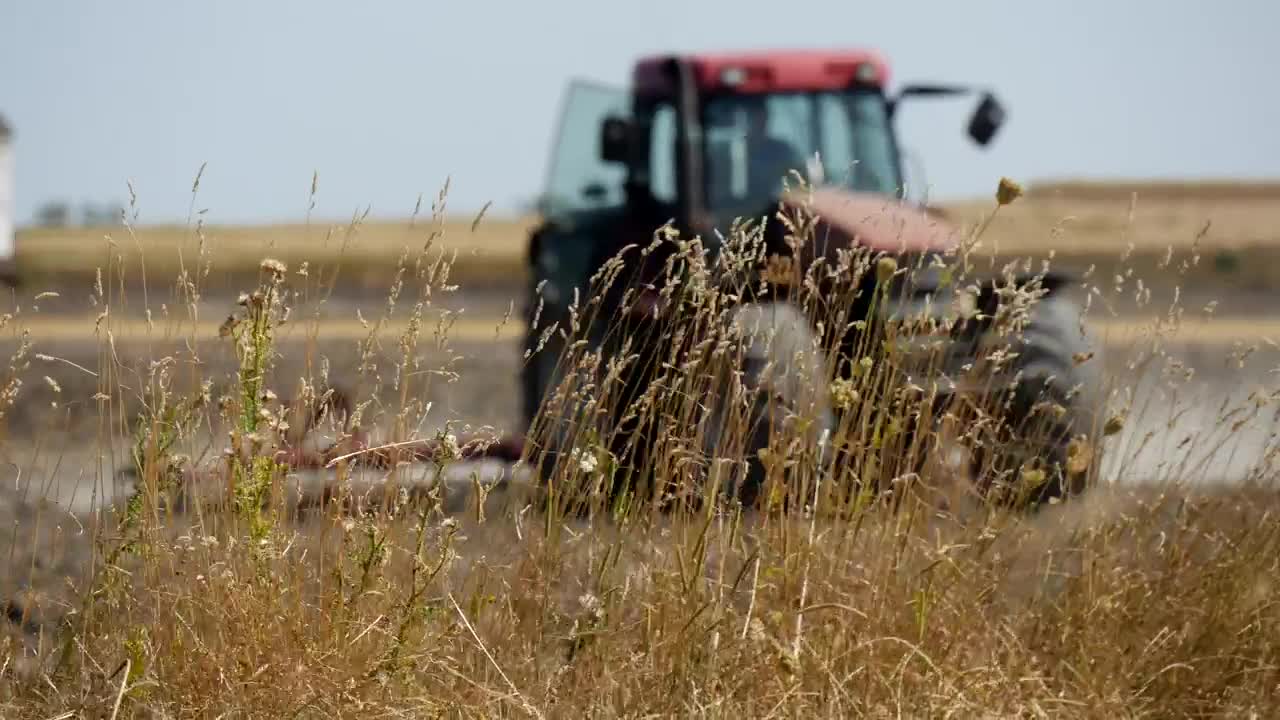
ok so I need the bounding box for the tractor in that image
[516,48,1104,512]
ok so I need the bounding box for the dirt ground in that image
[2,267,1277,503]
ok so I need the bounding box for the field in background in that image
[14,179,1280,303]
[13,208,540,295]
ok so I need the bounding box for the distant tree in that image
[34,201,71,228]
[81,201,123,227]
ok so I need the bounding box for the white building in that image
[0,114,11,263]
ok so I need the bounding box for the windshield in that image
[701,89,901,221]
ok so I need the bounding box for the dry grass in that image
[12,481,1280,717]
[1027,178,1280,202]
[0,178,1278,717]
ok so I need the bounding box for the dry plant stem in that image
[449,591,545,720]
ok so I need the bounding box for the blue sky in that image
[2,0,1277,226]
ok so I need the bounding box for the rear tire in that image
[972,290,1104,507]
[702,301,835,510]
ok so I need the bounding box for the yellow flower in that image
[875,256,898,285]
[829,378,860,411]
[1066,436,1094,476]
[1103,414,1125,436]
[996,177,1024,206]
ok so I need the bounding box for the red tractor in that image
[517,48,1102,510]
[120,49,1103,520]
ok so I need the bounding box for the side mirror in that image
[599,114,631,164]
[967,92,1006,147]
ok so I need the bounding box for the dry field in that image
[0,180,1279,715]
[15,179,1280,307]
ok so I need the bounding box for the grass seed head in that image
[260,257,287,278]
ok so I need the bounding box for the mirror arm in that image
[889,83,985,116]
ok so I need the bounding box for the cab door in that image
[536,79,630,222]
[522,79,630,429]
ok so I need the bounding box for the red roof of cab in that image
[633,48,891,96]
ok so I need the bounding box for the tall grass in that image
[0,174,1277,717]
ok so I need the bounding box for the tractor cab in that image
[536,49,1005,241]
[523,49,1008,430]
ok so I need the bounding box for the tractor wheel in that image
[701,300,836,510]
[970,290,1104,507]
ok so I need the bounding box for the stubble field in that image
[2,180,1280,715]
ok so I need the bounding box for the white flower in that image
[578,592,603,622]
[260,257,287,277]
[434,432,461,462]
[572,448,599,474]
